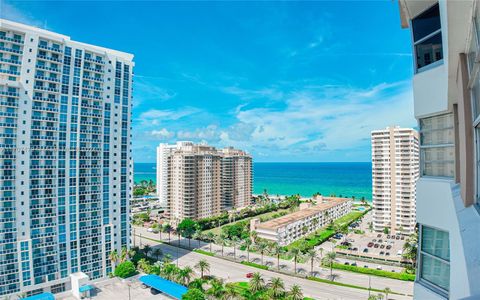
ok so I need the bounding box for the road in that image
[133,227,413,300]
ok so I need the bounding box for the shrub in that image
[241,261,269,270]
[194,249,215,256]
[114,261,136,278]
[329,262,415,281]
[182,288,206,300]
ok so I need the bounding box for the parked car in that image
[374,244,379,248]
[367,242,374,247]
[396,236,400,240]
[351,262,357,266]
[344,262,350,265]
[380,251,384,255]
[401,236,405,240]
[372,239,377,242]
[380,245,385,249]
[386,252,390,256]
[376,266,382,270]
[377,234,382,238]
[397,250,403,256]
[352,247,358,251]
[363,248,369,253]
[364,265,369,268]
[387,235,391,239]
[246,273,253,278]
[386,245,392,250]
[378,239,383,243]
[391,269,396,272]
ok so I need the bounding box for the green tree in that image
[230,236,240,260]
[268,277,285,298]
[188,279,205,292]
[109,250,119,271]
[305,249,320,275]
[216,235,226,257]
[177,266,194,285]
[182,288,206,300]
[322,251,337,278]
[162,263,178,281]
[270,244,284,271]
[206,232,215,253]
[288,284,303,300]
[114,261,136,278]
[153,248,163,261]
[384,287,392,300]
[289,248,301,274]
[177,219,200,249]
[403,232,418,269]
[195,259,210,278]
[143,245,152,257]
[249,272,265,293]
[256,242,269,265]
[206,278,225,299]
[163,224,173,242]
[383,227,390,234]
[193,230,203,248]
[223,283,240,300]
[243,239,253,262]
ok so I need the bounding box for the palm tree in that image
[288,284,303,300]
[188,278,205,292]
[305,249,320,275]
[193,230,202,248]
[230,236,240,260]
[109,250,118,270]
[249,272,265,293]
[195,259,210,278]
[270,244,284,271]
[128,248,136,261]
[120,246,128,263]
[153,248,163,261]
[162,253,172,264]
[223,283,240,300]
[402,233,418,269]
[206,232,215,253]
[177,266,194,285]
[323,251,337,278]
[289,248,301,274]
[384,287,392,300]
[256,242,268,265]
[162,263,178,281]
[216,235,226,257]
[206,278,225,300]
[164,224,172,242]
[268,277,285,298]
[318,247,324,259]
[243,239,252,262]
[143,245,152,258]
[249,230,258,244]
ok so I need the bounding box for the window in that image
[419,226,450,296]
[412,3,443,71]
[420,114,455,177]
[467,7,480,205]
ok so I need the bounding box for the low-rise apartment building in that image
[251,197,352,246]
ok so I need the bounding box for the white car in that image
[147,228,153,232]
[397,250,403,256]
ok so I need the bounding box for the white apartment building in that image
[157,142,252,225]
[371,127,419,235]
[251,197,352,246]
[0,20,133,296]
[398,1,480,299]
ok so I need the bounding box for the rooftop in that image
[256,197,351,230]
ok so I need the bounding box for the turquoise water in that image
[134,162,372,200]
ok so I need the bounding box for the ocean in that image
[134,162,372,200]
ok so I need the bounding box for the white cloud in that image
[177,125,220,141]
[149,128,174,139]
[1,2,44,27]
[137,107,200,126]
[219,81,416,158]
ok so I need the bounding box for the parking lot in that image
[323,210,408,270]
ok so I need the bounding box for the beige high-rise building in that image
[157,142,252,225]
[371,126,419,235]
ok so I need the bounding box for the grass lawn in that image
[241,261,269,270]
[231,281,314,300]
[193,249,215,256]
[203,208,292,235]
[327,262,415,281]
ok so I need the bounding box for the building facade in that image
[157,142,252,225]
[398,1,480,299]
[251,197,352,246]
[371,127,419,235]
[0,20,133,296]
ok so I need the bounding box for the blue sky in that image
[2,1,416,163]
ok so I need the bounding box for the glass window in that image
[420,114,455,177]
[412,3,443,70]
[419,226,450,295]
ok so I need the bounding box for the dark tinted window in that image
[412,3,441,41]
[415,32,443,69]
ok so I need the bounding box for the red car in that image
[246,273,253,278]
[367,242,374,247]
